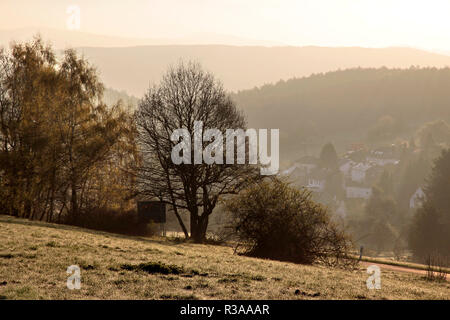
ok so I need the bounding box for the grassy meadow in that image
[0,215,448,300]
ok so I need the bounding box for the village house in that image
[366,150,400,166]
[339,159,355,177]
[282,145,401,203]
[350,162,371,183]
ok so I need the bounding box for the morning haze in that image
[0,0,448,303]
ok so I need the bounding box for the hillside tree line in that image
[0,38,137,225]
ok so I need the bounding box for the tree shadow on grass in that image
[0,214,188,248]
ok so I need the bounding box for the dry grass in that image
[0,215,448,300]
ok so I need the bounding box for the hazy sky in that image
[2,0,450,51]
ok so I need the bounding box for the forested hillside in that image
[233,67,450,162]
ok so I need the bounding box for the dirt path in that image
[360,261,449,281]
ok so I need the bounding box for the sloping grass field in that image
[0,215,448,300]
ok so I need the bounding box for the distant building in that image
[366,148,400,166]
[283,145,402,204]
[281,156,318,178]
[350,163,372,183]
[410,187,425,209]
[368,158,400,166]
[366,151,400,166]
[339,160,354,177]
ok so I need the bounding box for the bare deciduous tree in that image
[136,62,259,242]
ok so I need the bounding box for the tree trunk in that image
[48,189,55,222]
[190,213,198,241]
[23,177,32,219]
[172,204,189,239]
[190,213,209,243]
[70,177,78,223]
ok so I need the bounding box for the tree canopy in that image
[0,37,134,223]
[135,62,259,242]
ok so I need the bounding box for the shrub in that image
[224,179,354,267]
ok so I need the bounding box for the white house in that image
[350,163,372,183]
[366,157,399,166]
[282,157,318,178]
[346,186,372,199]
[366,150,400,166]
[410,187,425,209]
[339,160,354,177]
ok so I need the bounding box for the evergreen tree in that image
[408,149,450,260]
[319,142,338,170]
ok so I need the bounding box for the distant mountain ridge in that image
[75,45,450,96]
[3,29,450,96]
[0,27,281,50]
